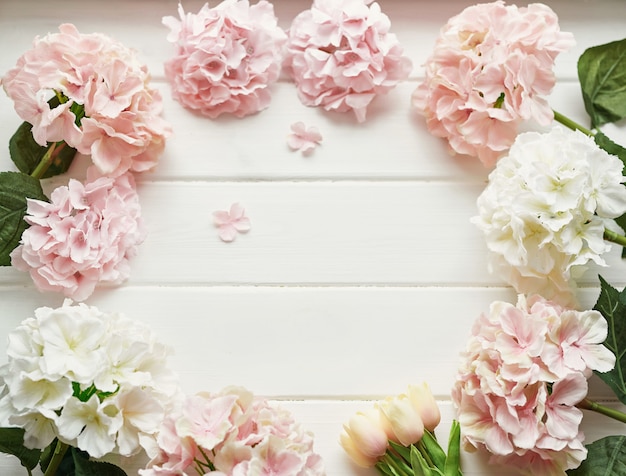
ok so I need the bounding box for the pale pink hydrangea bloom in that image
[412,1,574,166]
[10,168,146,301]
[1,23,171,176]
[473,127,626,305]
[284,0,412,122]
[287,121,323,155]
[140,386,325,476]
[453,295,615,475]
[163,1,287,118]
[0,301,179,458]
[213,202,251,242]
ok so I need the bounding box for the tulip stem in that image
[578,398,626,424]
[378,452,413,476]
[553,110,595,137]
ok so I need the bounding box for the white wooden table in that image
[1,1,626,474]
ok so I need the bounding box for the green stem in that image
[417,440,435,467]
[380,451,413,476]
[43,440,69,476]
[30,141,66,180]
[553,110,595,137]
[578,398,626,424]
[604,228,626,247]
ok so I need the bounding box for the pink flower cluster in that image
[284,0,412,122]
[140,386,324,475]
[163,0,287,118]
[412,1,574,166]
[1,23,171,176]
[453,295,615,475]
[10,170,145,301]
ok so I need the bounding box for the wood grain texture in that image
[1,1,626,475]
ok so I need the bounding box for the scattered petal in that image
[213,203,251,242]
[287,122,322,155]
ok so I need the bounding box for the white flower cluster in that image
[473,127,626,302]
[0,301,179,458]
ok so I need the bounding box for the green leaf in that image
[578,38,626,128]
[375,461,397,476]
[418,430,446,470]
[389,440,412,463]
[8,95,77,179]
[72,448,127,476]
[593,276,626,404]
[410,446,434,476]
[8,123,77,179]
[595,131,626,170]
[567,435,626,475]
[0,427,41,471]
[444,421,462,476]
[0,171,48,266]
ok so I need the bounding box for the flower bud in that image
[408,382,441,432]
[339,429,379,468]
[378,394,424,446]
[341,407,388,462]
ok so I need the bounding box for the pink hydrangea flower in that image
[10,169,146,301]
[140,386,325,476]
[2,23,171,176]
[452,295,615,475]
[213,203,251,242]
[412,1,574,166]
[162,1,287,118]
[287,121,322,155]
[284,0,412,122]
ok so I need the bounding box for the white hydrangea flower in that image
[0,300,180,458]
[473,127,626,302]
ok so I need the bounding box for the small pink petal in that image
[213,210,232,225]
[229,202,246,220]
[232,217,251,232]
[213,203,251,242]
[287,121,322,155]
[217,224,237,242]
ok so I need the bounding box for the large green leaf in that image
[578,38,626,128]
[568,435,626,475]
[0,428,41,471]
[592,276,626,404]
[72,448,127,476]
[0,171,48,266]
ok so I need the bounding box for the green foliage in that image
[71,448,128,476]
[578,38,626,128]
[593,276,626,405]
[0,428,41,471]
[595,131,626,170]
[8,121,76,179]
[0,171,48,266]
[568,435,626,475]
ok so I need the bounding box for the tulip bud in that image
[408,382,441,432]
[341,407,389,462]
[339,429,380,468]
[378,394,424,446]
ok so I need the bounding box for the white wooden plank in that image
[1,0,626,82]
[0,400,624,475]
[1,79,622,183]
[0,286,617,399]
[3,180,625,287]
